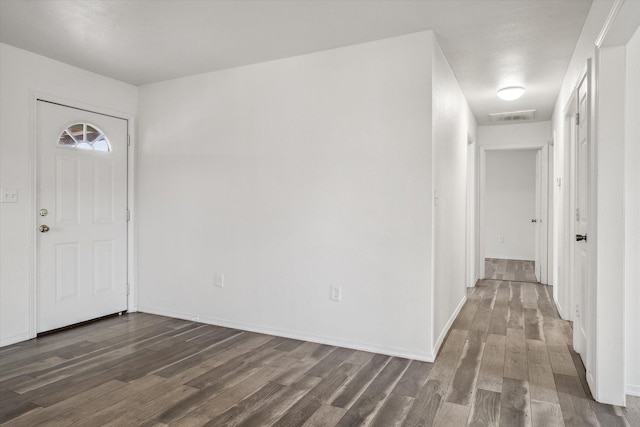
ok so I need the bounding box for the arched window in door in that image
[58,123,111,152]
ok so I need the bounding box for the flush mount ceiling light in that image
[497,86,525,101]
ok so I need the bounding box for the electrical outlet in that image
[215,273,224,288]
[330,285,342,302]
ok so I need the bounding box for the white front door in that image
[573,72,589,362]
[36,101,128,333]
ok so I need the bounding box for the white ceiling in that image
[0,0,592,125]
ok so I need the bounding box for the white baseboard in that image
[627,384,640,397]
[467,275,479,288]
[137,306,435,363]
[0,331,33,347]
[431,295,467,358]
[484,256,535,261]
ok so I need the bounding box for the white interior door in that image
[573,74,589,361]
[37,101,128,333]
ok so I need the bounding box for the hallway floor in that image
[1,281,638,426]
[485,258,538,282]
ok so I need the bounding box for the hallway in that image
[0,281,637,426]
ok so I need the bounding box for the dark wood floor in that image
[1,281,638,426]
[485,259,538,282]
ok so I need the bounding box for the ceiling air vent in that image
[488,109,536,123]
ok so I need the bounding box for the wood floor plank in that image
[185,366,283,421]
[236,386,308,427]
[331,353,389,408]
[469,306,493,342]
[488,284,509,336]
[401,379,447,427]
[531,399,563,427]
[301,405,347,427]
[433,402,471,427]
[155,362,264,424]
[344,350,375,366]
[499,377,532,427]
[274,338,305,352]
[536,285,558,320]
[478,281,499,311]
[446,338,484,406]
[507,282,524,330]
[504,328,528,381]
[334,357,410,426]
[102,384,200,427]
[524,308,543,341]
[305,347,355,378]
[203,381,285,426]
[451,296,481,331]
[429,329,468,383]
[392,360,432,398]
[522,284,538,310]
[273,363,359,427]
[369,393,414,427]
[554,373,599,427]
[4,379,125,427]
[544,320,579,376]
[595,412,632,427]
[476,334,506,393]
[526,339,559,404]
[468,388,501,427]
[40,374,166,426]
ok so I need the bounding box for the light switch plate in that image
[0,188,18,203]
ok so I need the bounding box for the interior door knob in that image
[531,219,537,223]
[576,234,587,242]
[39,225,50,233]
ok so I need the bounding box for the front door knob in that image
[39,225,50,233]
[576,234,587,242]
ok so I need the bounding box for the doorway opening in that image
[479,144,548,284]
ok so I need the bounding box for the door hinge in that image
[127,135,131,146]
[576,113,580,125]
[126,209,130,221]
[575,208,580,222]
[126,283,130,295]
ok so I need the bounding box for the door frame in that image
[466,133,477,287]
[478,143,549,283]
[558,88,578,324]
[27,93,137,339]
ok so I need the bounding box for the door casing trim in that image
[478,143,549,284]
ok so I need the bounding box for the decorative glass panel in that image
[57,123,111,152]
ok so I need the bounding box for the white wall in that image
[431,39,477,349]
[0,43,137,346]
[595,45,626,403]
[478,121,551,149]
[625,25,640,397]
[484,150,537,260]
[137,32,445,360]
